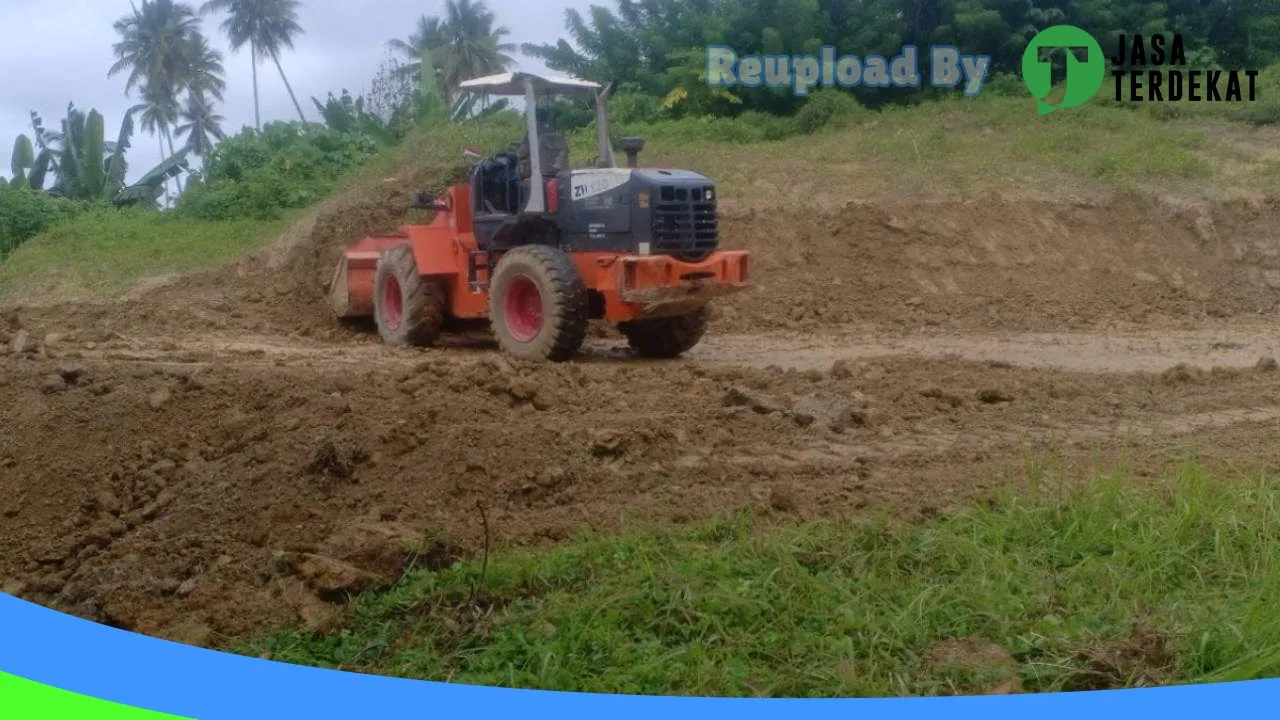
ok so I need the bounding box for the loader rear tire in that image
[374,244,445,347]
[619,305,711,359]
[489,245,588,362]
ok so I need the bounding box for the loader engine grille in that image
[652,185,718,261]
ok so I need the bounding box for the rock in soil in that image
[295,554,378,601]
[9,330,34,356]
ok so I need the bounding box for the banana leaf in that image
[27,150,51,191]
[10,135,33,187]
[81,110,106,198]
[105,112,134,200]
[116,149,190,206]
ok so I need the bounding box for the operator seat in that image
[517,124,570,179]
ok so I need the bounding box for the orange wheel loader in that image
[328,72,750,362]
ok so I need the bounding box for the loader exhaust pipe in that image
[620,136,645,169]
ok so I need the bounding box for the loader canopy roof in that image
[458,71,602,96]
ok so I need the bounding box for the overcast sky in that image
[0,0,595,188]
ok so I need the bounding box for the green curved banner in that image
[0,671,191,719]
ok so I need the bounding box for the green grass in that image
[244,464,1280,697]
[0,208,294,303]
[579,94,1262,198]
[0,117,523,304]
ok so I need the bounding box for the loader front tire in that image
[374,244,445,347]
[489,246,588,362]
[619,305,711,359]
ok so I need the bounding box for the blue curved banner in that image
[0,592,1275,718]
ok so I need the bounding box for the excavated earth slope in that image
[4,165,1280,646]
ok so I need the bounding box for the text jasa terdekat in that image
[1112,34,1258,103]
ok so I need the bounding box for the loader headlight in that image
[637,191,650,209]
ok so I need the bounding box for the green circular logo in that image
[1022,25,1106,114]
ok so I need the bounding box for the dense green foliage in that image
[0,185,84,260]
[177,122,380,220]
[245,465,1280,696]
[525,0,1280,116]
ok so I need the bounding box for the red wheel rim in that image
[381,274,403,331]
[504,274,543,342]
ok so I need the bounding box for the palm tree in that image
[131,85,181,198]
[387,14,447,82]
[110,0,202,98]
[185,31,228,103]
[387,0,514,103]
[175,93,227,171]
[439,0,515,95]
[201,0,307,129]
[111,0,205,197]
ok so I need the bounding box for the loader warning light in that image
[637,191,650,209]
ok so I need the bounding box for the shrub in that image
[0,184,85,259]
[983,72,1027,98]
[1236,62,1280,125]
[178,121,382,221]
[609,92,664,125]
[608,112,800,148]
[794,88,864,133]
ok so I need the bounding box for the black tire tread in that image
[374,244,445,347]
[620,305,711,359]
[489,245,589,362]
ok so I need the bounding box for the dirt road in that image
[4,188,1280,647]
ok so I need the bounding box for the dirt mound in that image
[11,156,474,347]
[717,194,1280,334]
[16,179,1280,354]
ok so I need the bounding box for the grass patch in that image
[579,95,1254,204]
[0,208,294,303]
[0,117,523,304]
[244,463,1280,697]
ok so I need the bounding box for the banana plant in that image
[21,104,137,202]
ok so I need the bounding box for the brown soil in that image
[5,169,1280,647]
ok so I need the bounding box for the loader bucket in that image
[329,252,364,318]
[329,236,407,319]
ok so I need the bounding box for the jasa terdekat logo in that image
[1022,25,1259,114]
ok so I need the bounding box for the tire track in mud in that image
[690,323,1280,374]
[7,328,1280,643]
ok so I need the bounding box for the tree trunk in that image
[158,133,171,204]
[272,53,308,123]
[165,128,184,196]
[252,38,262,131]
